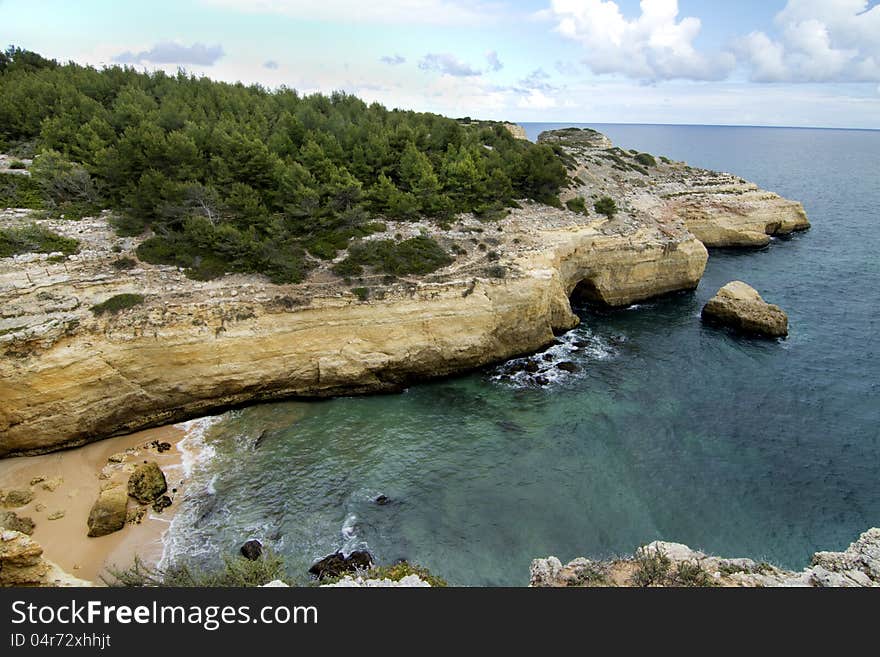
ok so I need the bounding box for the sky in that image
[2,0,879,129]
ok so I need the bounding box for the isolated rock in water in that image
[702,281,788,338]
[0,510,35,535]
[127,461,167,503]
[240,539,263,561]
[2,489,35,508]
[375,495,390,506]
[309,550,374,579]
[87,485,128,537]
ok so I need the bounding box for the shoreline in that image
[0,423,189,584]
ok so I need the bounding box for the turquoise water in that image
[166,125,880,585]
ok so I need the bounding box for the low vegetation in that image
[332,235,452,278]
[0,46,570,282]
[630,547,717,587]
[565,196,589,216]
[635,152,657,167]
[90,293,145,315]
[594,196,618,218]
[0,223,79,257]
[103,552,288,587]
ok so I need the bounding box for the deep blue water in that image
[165,124,880,585]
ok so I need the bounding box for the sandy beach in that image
[0,424,188,584]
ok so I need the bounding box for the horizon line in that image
[514,121,880,133]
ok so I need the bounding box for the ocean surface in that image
[164,124,880,585]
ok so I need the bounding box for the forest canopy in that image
[0,47,569,283]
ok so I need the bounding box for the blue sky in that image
[2,0,879,128]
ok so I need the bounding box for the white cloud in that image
[736,0,880,82]
[547,0,735,81]
[485,50,503,72]
[202,0,495,25]
[381,54,407,66]
[419,53,481,77]
[113,42,225,66]
[517,89,557,109]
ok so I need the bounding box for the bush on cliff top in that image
[103,552,289,587]
[91,293,145,315]
[0,223,79,258]
[0,46,569,282]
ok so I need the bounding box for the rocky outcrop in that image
[702,281,788,337]
[0,128,806,456]
[86,484,128,537]
[127,461,167,504]
[530,528,880,587]
[503,123,528,140]
[0,529,91,586]
[309,550,374,580]
[0,510,35,534]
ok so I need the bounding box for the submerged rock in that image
[87,485,128,537]
[127,461,167,503]
[375,495,391,506]
[240,539,263,561]
[702,281,788,338]
[557,361,579,373]
[309,550,374,580]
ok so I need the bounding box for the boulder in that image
[2,489,34,508]
[0,510,35,535]
[702,281,788,338]
[309,550,374,580]
[127,461,167,503]
[240,539,263,561]
[0,530,92,586]
[87,485,128,537]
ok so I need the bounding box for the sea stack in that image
[702,281,788,338]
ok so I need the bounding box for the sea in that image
[162,123,880,585]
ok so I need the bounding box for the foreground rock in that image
[86,485,128,537]
[309,550,374,580]
[530,527,880,587]
[702,281,788,338]
[0,510,35,534]
[0,530,91,586]
[0,127,808,456]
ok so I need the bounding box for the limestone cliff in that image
[0,128,807,456]
[530,527,880,587]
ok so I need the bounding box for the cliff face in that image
[0,128,805,456]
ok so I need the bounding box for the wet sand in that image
[0,425,186,584]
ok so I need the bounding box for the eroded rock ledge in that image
[530,528,880,587]
[0,128,807,456]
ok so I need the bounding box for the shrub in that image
[594,196,618,218]
[91,293,145,315]
[0,224,78,257]
[0,172,43,209]
[112,257,137,270]
[351,286,369,301]
[635,153,657,167]
[103,552,288,588]
[630,547,672,587]
[8,159,26,170]
[486,265,506,278]
[365,562,447,587]
[335,236,452,277]
[565,197,589,216]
